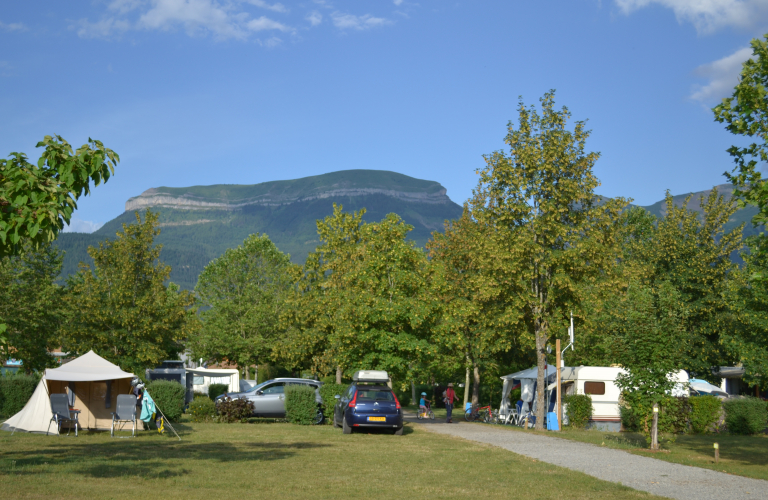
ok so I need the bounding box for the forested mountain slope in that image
[55,170,464,289]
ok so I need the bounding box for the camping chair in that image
[111,394,138,438]
[48,394,80,437]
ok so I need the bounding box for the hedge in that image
[285,384,319,425]
[563,394,592,428]
[620,395,690,435]
[319,383,348,422]
[0,373,39,417]
[208,383,229,401]
[724,397,768,435]
[186,395,217,423]
[146,380,186,422]
[689,396,722,434]
[216,397,254,423]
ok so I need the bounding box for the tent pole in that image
[152,402,181,441]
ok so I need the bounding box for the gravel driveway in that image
[405,413,768,500]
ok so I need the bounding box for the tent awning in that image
[44,350,134,382]
[500,366,557,381]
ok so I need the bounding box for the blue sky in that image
[2,0,767,232]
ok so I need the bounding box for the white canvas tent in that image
[1,351,135,435]
[499,366,557,417]
[186,367,239,396]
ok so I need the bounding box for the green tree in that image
[190,233,294,377]
[428,208,522,406]
[61,210,195,375]
[471,92,626,429]
[0,244,64,372]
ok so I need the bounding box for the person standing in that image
[444,383,459,423]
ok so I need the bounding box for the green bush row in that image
[563,394,593,428]
[723,397,768,435]
[207,383,229,401]
[318,383,348,423]
[689,396,723,434]
[216,396,254,423]
[0,373,39,417]
[186,395,217,423]
[285,384,319,425]
[145,380,185,422]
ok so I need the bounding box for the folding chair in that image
[111,394,138,438]
[48,394,80,436]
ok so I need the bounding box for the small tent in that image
[1,351,136,434]
[499,366,557,417]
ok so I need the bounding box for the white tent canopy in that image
[186,367,239,394]
[45,350,134,382]
[2,351,135,435]
[499,366,557,416]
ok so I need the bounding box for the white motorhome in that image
[559,366,689,431]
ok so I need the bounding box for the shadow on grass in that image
[1,439,333,479]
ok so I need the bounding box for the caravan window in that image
[192,376,204,385]
[584,381,605,395]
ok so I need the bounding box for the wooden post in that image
[714,442,719,463]
[651,403,659,450]
[556,339,562,431]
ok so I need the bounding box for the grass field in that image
[471,417,768,481]
[0,419,664,499]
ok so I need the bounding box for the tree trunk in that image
[472,363,480,407]
[411,380,416,408]
[535,327,547,430]
[336,366,342,384]
[463,365,471,409]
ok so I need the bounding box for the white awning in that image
[44,351,134,382]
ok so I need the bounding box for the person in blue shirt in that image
[419,392,429,418]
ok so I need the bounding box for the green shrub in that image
[563,394,592,428]
[186,396,217,422]
[146,380,185,422]
[724,397,768,435]
[208,383,229,401]
[285,384,319,425]
[216,396,254,423]
[0,373,39,417]
[689,396,722,434]
[318,383,348,422]
[620,394,689,436]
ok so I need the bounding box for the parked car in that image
[216,378,324,422]
[333,370,403,435]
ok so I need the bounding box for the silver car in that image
[217,378,324,420]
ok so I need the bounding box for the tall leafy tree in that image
[190,233,294,377]
[0,244,64,372]
[471,92,626,428]
[61,210,195,375]
[428,208,523,405]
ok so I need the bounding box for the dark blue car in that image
[333,382,403,435]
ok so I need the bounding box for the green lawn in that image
[480,420,768,481]
[0,419,665,499]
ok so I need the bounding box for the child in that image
[419,392,429,417]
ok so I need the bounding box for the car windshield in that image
[356,389,395,402]
[247,381,271,393]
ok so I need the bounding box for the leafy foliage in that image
[621,397,691,437]
[563,394,592,429]
[190,233,293,374]
[723,397,768,435]
[318,383,348,418]
[216,397,254,423]
[470,91,627,428]
[284,384,319,425]
[0,372,39,417]
[0,244,63,371]
[207,383,229,401]
[186,396,217,423]
[689,396,723,434]
[0,135,118,258]
[61,210,196,376]
[146,380,186,422]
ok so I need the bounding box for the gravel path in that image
[405,413,768,500]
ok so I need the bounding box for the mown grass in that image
[0,419,664,499]
[481,419,768,481]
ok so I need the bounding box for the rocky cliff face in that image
[126,186,453,211]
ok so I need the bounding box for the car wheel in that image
[342,414,352,434]
[314,408,325,425]
[394,426,404,435]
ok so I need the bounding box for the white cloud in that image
[0,20,27,32]
[72,17,132,39]
[614,0,768,33]
[261,36,282,47]
[138,0,249,39]
[62,218,104,233]
[690,46,752,102]
[109,0,145,14]
[246,15,291,32]
[393,0,404,5]
[306,10,322,26]
[331,12,390,30]
[246,0,288,13]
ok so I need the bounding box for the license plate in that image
[367,416,386,422]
